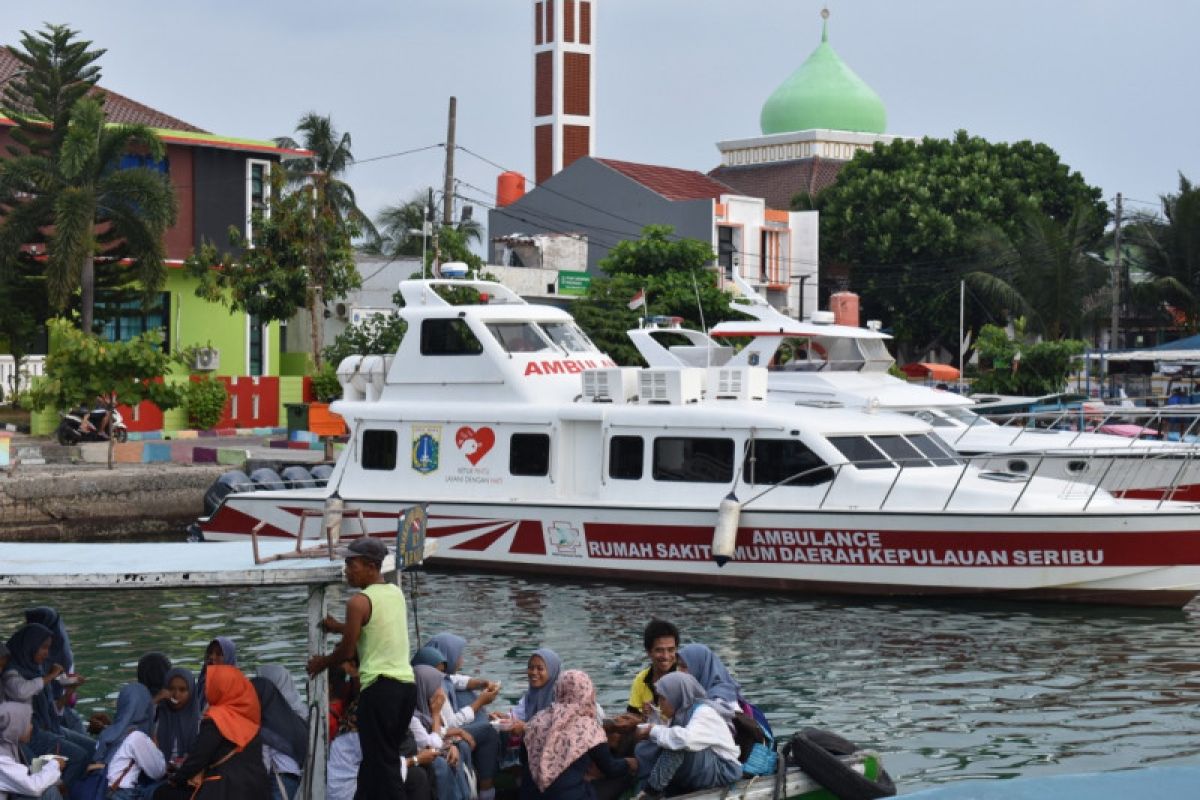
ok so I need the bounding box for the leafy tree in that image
[1123,174,1200,331]
[966,205,1109,340]
[0,26,176,335]
[970,322,1085,396]
[183,376,228,430]
[186,166,360,367]
[570,225,739,364]
[276,112,377,242]
[27,318,182,469]
[803,131,1107,359]
[323,313,407,367]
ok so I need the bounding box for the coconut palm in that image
[275,112,377,241]
[966,205,1109,340]
[0,96,177,333]
[1123,174,1200,330]
[366,191,483,259]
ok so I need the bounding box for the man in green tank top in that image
[308,538,417,799]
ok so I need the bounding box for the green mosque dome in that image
[760,13,886,135]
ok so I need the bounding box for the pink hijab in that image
[523,670,606,791]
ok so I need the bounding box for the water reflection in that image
[3,571,1199,789]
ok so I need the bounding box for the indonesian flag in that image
[628,288,646,310]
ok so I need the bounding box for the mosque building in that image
[709,9,905,211]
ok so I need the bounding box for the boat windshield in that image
[541,321,597,353]
[486,322,555,353]
[908,408,995,429]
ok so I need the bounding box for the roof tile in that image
[597,157,737,202]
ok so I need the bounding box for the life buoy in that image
[784,728,896,800]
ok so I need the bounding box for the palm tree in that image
[966,205,1109,340]
[366,191,484,260]
[275,112,377,242]
[0,96,177,333]
[1123,174,1200,330]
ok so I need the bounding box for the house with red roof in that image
[0,47,312,433]
[487,155,818,317]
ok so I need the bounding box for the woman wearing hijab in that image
[424,633,502,800]
[633,673,741,798]
[94,683,167,799]
[249,676,307,800]
[675,646,741,716]
[255,666,307,723]
[0,700,64,800]
[412,665,475,800]
[2,624,92,788]
[410,648,448,671]
[154,668,200,768]
[521,670,633,800]
[194,638,237,714]
[20,610,87,739]
[509,649,561,731]
[152,664,268,800]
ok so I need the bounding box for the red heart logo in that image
[455,426,496,465]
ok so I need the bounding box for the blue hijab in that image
[522,648,561,721]
[196,636,238,709]
[411,647,447,669]
[678,644,741,705]
[4,623,59,734]
[654,672,708,727]
[155,667,201,762]
[23,607,73,674]
[426,634,465,674]
[95,682,154,763]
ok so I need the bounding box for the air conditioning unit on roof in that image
[638,368,704,405]
[707,366,767,401]
[582,368,638,404]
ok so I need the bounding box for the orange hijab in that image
[203,664,261,750]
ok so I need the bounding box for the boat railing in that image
[746,446,1199,514]
[982,405,1200,443]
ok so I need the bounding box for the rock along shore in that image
[0,462,226,542]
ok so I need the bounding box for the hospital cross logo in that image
[547,521,583,557]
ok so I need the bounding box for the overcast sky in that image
[7,1,1197,235]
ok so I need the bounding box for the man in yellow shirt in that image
[308,538,416,800]
[626,619,680,715]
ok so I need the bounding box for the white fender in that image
[712,492,741,566]
[323,493,344,544]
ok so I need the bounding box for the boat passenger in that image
[410,647,448,671]
[520,670,634,800]
[255,666,307,723]
[676,644,772,759]
[136,653,172,704]
[249,676,306,800]
[424,633,502,800]
[626,620,679,717]
[509,649,561,731]
[412,665,475,800]
[633,673,741,798]
[194,637,237,714]
[0,645,8,700]
[0,700,64,800]
[152,664,269,800]
[1,624,92,788]
[93,682,166,799]
[22,609,86,736]
[154,668,200,768]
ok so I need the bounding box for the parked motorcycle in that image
[56,406,128,445]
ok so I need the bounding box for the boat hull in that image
[202,494,1200,607]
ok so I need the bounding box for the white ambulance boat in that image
[628,275,1200,502]
[198,280,1200,607]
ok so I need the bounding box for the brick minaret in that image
[533,0,595,184]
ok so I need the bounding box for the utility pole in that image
[1111,192,1123,350]
[429,186,440,276]
[443,97,457,227]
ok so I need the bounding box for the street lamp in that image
[408,210,431,280]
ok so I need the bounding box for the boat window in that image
[609,435,644,480]
[907,410,958,429]
[541,322,596,353]
[361,430,398,471]
[827,436,892,469]
[486,322,554,353]
[870,435,932,467]
[653,437,734,483]
[744,439,833,486]
[421,318,484,356]
[944,407,995,427]
[905,433,962,466]
[510,433,551,476]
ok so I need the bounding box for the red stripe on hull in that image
[1115,483,1200,502]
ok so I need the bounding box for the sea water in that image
[2,570,1199,790]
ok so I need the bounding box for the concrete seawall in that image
[0,463,226,541]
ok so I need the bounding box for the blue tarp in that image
[1152,333,1200,350]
